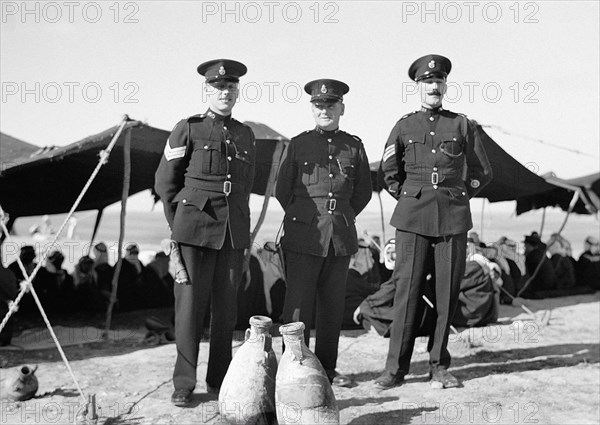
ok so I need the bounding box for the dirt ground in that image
[1,293,599,425]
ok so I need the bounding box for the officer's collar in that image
[315,126,340,136]
[206,109,232,122]
[421,106,443,114]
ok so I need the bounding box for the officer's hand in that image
[353,306,362,325]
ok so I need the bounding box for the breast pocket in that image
[197,140,223,174]
[403,133,425,164]
[234,148,254,179]
[440,133,464,159]
[299,158,320,185]
[338,158,357,181]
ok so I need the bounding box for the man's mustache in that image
[428,90,442,96]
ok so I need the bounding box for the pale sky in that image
[2,0,599,182]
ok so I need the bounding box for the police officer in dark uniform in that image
[276,79,372,385]
[375,55,492,389]
[154,59,255,406]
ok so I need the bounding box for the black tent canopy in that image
[516,172,600,215]
[0,120,287,219]
[2,120,596,225]
[369,124,558,201]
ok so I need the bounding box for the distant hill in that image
[0,132,40,164]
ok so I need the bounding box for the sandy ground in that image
[1,294,599,425]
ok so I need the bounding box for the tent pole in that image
[479,198,485,241]
[539,207,546,238]
[378,191,386,243]
[104,127,132,337]
[556,190,580,235]
[244,141,286,284]
[89,208,104,254]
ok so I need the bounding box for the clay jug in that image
[276,322,339,425]
[219,315,278,425]
[3,365,39,401]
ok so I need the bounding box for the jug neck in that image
[279,322,305,343]
[248,315,273,337]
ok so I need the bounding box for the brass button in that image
[431,149,436,153]
[328,192,333,197]
[204,145,208,149]
[329,173,334,178]
[429,117,434,121]
[182,199,187,203]
[292,217,297,221]
[227,174,231,178]
[226,139,231,144]
[223,126,227,131]
[409,140,413,144]
[328,138,332,143]
[227,156,232,161]
[433,167,438,171]
[453,137,457,141]
[430,131,435,136]
[328,210,333,215]
[329,155,333,160]
[433,185,438,189]
[462,191,466,196]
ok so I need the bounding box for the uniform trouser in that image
[385,230,467,376]
[173,237,243,391]
[282,247,350,374]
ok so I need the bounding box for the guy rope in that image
[0,115,134,424]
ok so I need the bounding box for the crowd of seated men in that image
[1,242,175,317]
[520,232,599,298]
[2,231,598,345]
[345,235,502,337]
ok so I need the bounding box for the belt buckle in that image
[327,199,337,211]
[223,181,231,196]
[431,172,439,185]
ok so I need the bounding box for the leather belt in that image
[405,170,461,184]
[185,177,237,195]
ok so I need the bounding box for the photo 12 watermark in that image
[200,1,340,24]
[0,240,141,265]
[1,81,140,104]
[404,401,540,423]
[446,320,541,345]
[201,80,306,105]
[400,1,540,24]
[1,1,140,24]
[1,400,139,424]
[401,81,540,105]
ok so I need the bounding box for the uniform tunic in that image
[380,107,492,376]
[276,127,372,376]
[154,109,255,390]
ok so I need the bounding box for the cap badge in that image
[470,179,481,188]
[218,66,226,76]
[320,84,327,93]
[428,60,436,69]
